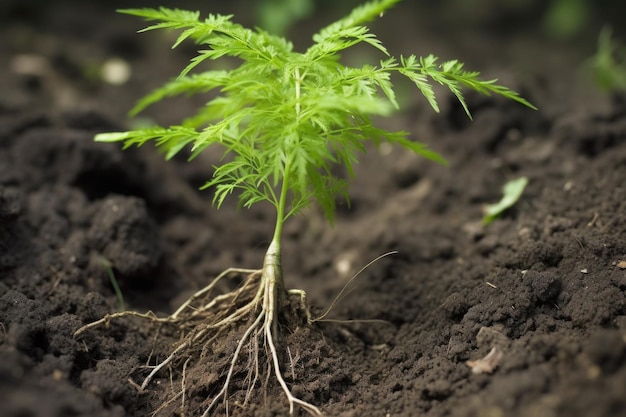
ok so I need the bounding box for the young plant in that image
[85,0,534,415]
[590,27,626,93]
[482,177,528,225]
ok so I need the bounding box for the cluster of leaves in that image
[98,0,534,225]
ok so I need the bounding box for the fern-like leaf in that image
[107,0,535,223]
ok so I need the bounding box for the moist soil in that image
[1,1,626,416]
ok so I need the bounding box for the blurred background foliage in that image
[2,0,625,99]
[589,27,626,93]
[251,0,624,39]
[2,0,624,41]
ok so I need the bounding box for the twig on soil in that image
[311,251,397,323]
[181,357,192,413]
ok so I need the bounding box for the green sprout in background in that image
[256,0,315,35]
[542,0,589,39]
[76,0,535,415]
[100,257,126,312]
[590,27,626,93]
[483,176,528,225]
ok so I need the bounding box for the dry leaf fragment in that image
[466,347,503,374]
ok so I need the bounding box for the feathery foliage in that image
[97,0,535,226]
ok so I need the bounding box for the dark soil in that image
[2,1,626,416]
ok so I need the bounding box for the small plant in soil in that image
[76,0,534,415]
[591,27,626,93]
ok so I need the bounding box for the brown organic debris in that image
[466,347,504,374]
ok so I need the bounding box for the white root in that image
[75,263,321,416]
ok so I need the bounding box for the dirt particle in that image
[441,292,470,320]
[584,329,626,374]
[526,270,562,303]
[87,195,161,280]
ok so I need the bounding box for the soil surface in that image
[2,1,626,417]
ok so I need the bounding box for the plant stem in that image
[262,154,290,312]
[259,66,302,331]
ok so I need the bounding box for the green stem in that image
[260,166,289,334]
[263,155,290,296]
[272,156,290,248]
[258,66,302,328]
[101,257,125,312]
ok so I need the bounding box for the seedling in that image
[79,0,534,415]
[100,257,126,312]
[590,27,626,92]
[482,176,528,225]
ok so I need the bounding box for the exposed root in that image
[74,260,321,416]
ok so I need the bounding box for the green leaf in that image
[313,0,401,43]
[130,71,229,116]
[399,55,440,112]
[482,177,529,225]
[306,0,400,61]
[95,132,133,142]
[96,127,199,160]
